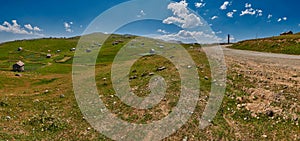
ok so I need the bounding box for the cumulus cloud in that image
[283,17,287,21]
[220,1,230,10]
[277,17,287,22]
[163,0,203,28]
[25,24,42,32]
[64,22,73,32]
[256,9,263,17]
[240,3,263,17]
[155,30,222,43]
[245,3,251,8]
[240,8,256,16]
[227,12,234,18]
[24,24,33,30]
[0,20,42,35]
[195,2,206,8]
[277,18,282,22]
[226,10,237,18]
[211,16,218,20]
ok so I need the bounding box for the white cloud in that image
[240,8,256,16]
[137,10,146,18]
[64,22,73,32]
[0,20,42,35]
[277,18,282,22]
[211,16,218,20]
[256,9,263,17]
[283,17,287,21]
[227,12,234,18]
[24,24,33,30]
[220,1,230,10]
[240,4,263,17]
[163,0,203,28]
[245,3,251,8]
[226,10,237,18]
[195,2,206,8]
[155,30,222,43]
[267,14,272,19]
[298,24,300,27]
[277,17,287,22]
[157,29,169,34]
[216,31,222,34]
[33,26,41,32]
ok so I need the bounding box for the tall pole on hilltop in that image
[228,34,230,44]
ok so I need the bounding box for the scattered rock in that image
[262,135,268,138]
[187,65,192,69]
[149,49,155,54]
[156,66,166,71]
[5,116,11,120]
[132,69,137,73]
[236,97,244,103]
[103,78,107,81]
[15,73,22,77]
[60,94,65,98]
[204,76,209,80]
[44,90,49,93]
[266,110,274,117]
[33,99,40,103]
[149,72,155,76]
[129,75,137,80]
[182,136,188,141]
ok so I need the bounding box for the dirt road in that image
[222,46,300,121]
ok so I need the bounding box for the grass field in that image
[230,32,300,55]
[0,33,299,140]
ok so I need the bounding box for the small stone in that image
[15,73,22,77]
[149,72,155,76]
[44,90,49,93]
[87,127,91,131]
[204,76,209,80]
[33,99,39,103]
[156,66,166,71]
[187,65,192,69]
[103,78,107,81]
[5,116,11,120]
[129,75,137,80]
[266,110,274,117]
[182,136,188,141]
[262,135,267,138]
[60,94,65,98]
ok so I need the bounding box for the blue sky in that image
[0,0,299,43]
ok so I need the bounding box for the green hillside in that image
[230,32,300,55]
[0,34,299,140]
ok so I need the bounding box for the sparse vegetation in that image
[230,32,300,55]
[0,33,299,140]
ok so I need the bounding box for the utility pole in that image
[228,34,230,44]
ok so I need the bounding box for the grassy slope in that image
[0,34,299,140]
[230,32,300,55]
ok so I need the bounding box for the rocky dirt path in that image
[223,46,300,122]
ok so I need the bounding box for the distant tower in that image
[228,34,230,44]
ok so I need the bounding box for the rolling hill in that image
[230,32,300,55]
[0,33,299,140]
